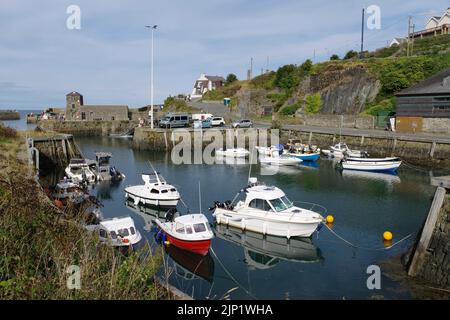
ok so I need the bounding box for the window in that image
[170,188,177,192]
[249,199,271,211]
[71,103,75,109]
[269,198,290,212]
[193,223,207,233]
[175,116,181,121]
[81,112,86,120]
[186,226,193,234]
[130,227,136,235]
[176,222,185,234]
[150,189,160,194]
[118,228,130,237]
[110,231,118,239]
[181,116,188,121]
[99,229,108,238]
[161,189,168,193]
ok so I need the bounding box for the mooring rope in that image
[322,223,414,251]
[210,247,257,299]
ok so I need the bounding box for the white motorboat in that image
[340,158,402,173]
[215,148,249,158]
[256,145,282,156]
[65,159,96,183]
[85,215,142,247]
[47,179,90,207]
[124,171,180,208]
[210,177,325,238]
[322,142,367,158]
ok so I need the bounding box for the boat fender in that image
[156,230,163,242]
[161,234,167,242]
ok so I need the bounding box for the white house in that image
[413,8,450,38]
[389,37,406,47]
[191,74,225,99]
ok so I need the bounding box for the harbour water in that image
[69,135,438,299]
[0,113,444,299]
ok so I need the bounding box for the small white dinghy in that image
[215,148,249,158]
[125,171,180,208]
[322,142,367,158]
[259,156,302,166]
[85,214,142,247]
[341,157,402,173]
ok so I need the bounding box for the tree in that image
[225,73,238,85]
[305,93,322,114]
[330,54,340,61]
[299,59,313,74]
[344,50,358,60]
[274,64,298,90]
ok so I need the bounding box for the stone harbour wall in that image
[37,120,137,136]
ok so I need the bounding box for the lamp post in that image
[146,25,157,129]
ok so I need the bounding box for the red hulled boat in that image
[155,214,214,256]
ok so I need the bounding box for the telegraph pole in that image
[360,8,365,58]
[146,25,157,129]
[407,16,412,57]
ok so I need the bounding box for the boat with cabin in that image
[47,179,90,208]
[88,152,125,181]
[322,142,367,158]
[210,177,325,238]
[124,171,180,208]
[64,159,96,184]
[85,215,142,247]
[154,214,214,256]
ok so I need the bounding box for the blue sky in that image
[1,0,448,110]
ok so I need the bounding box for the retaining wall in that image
[37,120,137,136]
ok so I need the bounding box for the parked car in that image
[211,117,225,127]
[159,113,190,128]
[232,119,253,128]
[192,113,213,121]
[193,118,212,129]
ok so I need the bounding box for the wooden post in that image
[308,132,313,145]
[408,187,446,277]
[430,141,436,159]
[360,135,365,146]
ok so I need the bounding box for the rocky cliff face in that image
[235,64,381,117]
[298,64,381,114]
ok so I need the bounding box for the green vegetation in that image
[330,54,340,61]
[280,102,301,115]
[304,93,322,114]
[0,124,166,299]
[344,50,359,60]
[225,73,238,85]
[202,82,242,101]
[164,96,198,112]
[267,92,289,112]
[363,97,395,116]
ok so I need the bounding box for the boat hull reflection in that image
[215,224,323,270]
[165,245,215,282]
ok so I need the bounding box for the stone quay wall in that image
[37,120,138,136]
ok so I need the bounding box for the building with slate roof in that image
[395,68,450,133]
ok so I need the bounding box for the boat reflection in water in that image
[215,155,247,165]
[341,169,401,184]
[124,199,179,231]
[215,224,323,270]
[165,244,215,283]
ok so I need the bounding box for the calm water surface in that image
[64,135,440,300]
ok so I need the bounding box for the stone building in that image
[395,68,450,133]
[65,91,129,121]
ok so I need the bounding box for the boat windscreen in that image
[269,197,293,212]
[147,173,166,184]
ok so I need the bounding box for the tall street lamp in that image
[146,25,157,129]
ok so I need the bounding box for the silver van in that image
[159,113,191,128]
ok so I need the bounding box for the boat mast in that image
[198,181,202,214]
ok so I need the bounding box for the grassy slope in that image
[201,35,450,117]
[0,125,165,299]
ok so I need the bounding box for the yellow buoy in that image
[164,241,170,246]
[326,215,334,224]
[383,231,393,241]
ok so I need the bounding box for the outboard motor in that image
[165,208,177,222]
